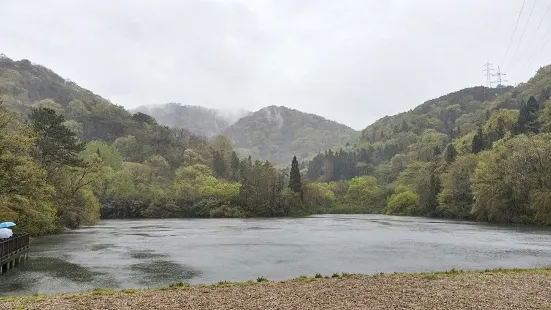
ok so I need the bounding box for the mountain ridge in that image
[223,105,358,165]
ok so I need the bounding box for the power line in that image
[506,0,538,70]
[525,6,551,67]
[483,62,494,87]
[511,0,551,70]
[500,0,527,66]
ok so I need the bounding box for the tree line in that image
[303,68,551,224]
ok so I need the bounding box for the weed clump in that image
[256,276,269,283]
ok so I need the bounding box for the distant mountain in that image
[223,105,358,166]
[0,55,207,151]
[133,103,250,137]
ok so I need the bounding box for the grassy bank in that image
[2,267,551,309]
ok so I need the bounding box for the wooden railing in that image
[0,234,30,266]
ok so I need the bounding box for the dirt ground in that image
[2,269,551,310]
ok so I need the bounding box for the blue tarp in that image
[0,222,16,228]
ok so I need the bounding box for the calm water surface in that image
[2,214,551,296]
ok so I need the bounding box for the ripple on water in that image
[130,260,201,284]
[23,257,100,283]
[129,249,168,259]
[90,243,116,251]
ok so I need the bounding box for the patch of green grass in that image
[121,288,138,294]
[91,288,115,296]
[216,281,233,287]
[422,273,439,280]
[256,276,269,283]
[294,275,308,281]
[168,282,190,289]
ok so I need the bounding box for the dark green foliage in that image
[417,168,441,216]
[444,144,457,163]
[289,156,303,199]
[496,117,506,139]
[256,276,268,283]
[229,151,241,181]
[132,112,157,125]
[29,108,85,172]
[212,150,228,179]
[306,149,359,182]
[471,127,488,154]
[514,96,540,134]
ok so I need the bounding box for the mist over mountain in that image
[133,103,250,137]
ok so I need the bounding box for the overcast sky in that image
[1,0,550,129]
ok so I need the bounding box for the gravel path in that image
[2,270,551,309]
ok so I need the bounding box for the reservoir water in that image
[2,214,551,296]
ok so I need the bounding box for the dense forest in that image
[305,65,551,224]
[2,54,551,235]
[223,105,358,166]
[0,56,349,235]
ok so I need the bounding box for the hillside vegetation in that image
[305,65,551,224]
[2,53,551,234]
[0,56,312,234]
[133,103,249,138]
[223,105,358,166]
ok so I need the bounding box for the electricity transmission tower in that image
[492,66,508,87]
[483,62,494,87]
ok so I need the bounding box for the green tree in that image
[438,155,478,219]
[289,156,303,199]
[29,107,84,179]
[212,150,228,179]
[444,143,457,163]
[514,96,540,134]
[0,102,57,235]
[385,191,420,216]
[471,126,487,154]
[229,151,241,181]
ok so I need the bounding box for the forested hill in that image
[1,55,339,236]
[0,54,191,144]
[132,103,249,138]
[223,105,358,166]
[306,64,551,224]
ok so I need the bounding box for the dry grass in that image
[2,268,551,309]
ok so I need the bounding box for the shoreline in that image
[2,267,551,309]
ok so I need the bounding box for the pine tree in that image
[229,151,240,181]
[445,144,457,163]
[471,126,487,154]
[212,150,227,179]
[29,107,85,178]
[289,156,303,199]
[514,96,540,134]
[496,117,505,139]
